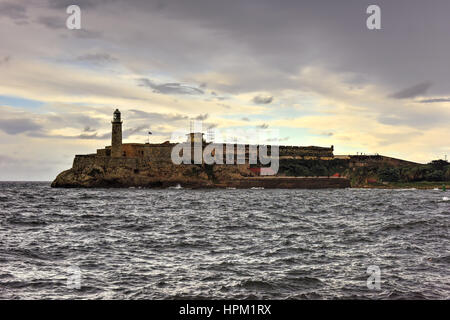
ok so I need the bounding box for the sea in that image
[0,182,448,299]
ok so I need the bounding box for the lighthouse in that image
[111,109,122,157]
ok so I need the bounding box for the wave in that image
[284,276,323,286]
[239,280,275,290]
[429,255,450,263]
[6,217,48,226]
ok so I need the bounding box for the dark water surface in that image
[0,182,448,299]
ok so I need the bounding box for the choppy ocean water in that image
[0,182,448,299]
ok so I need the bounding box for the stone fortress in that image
[51,109,351,188]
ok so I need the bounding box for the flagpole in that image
[148,131,152,144]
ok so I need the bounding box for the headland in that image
[51,109,450,189]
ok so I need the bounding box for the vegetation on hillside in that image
[376,160,450,182]
[278,158,349,177]
[278,158,450,186]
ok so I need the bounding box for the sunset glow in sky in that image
[0,0,449,180]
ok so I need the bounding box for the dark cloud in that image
[128,109,189,122]
[23,0,450,98]
[138,78,204,95]
[257,123,269,129]
[253,95,273,104]
[83,126,96,132]
[36,16,64,29]
[123,125,148,139]
[0,118,42,135]
[46,0,114,9]
[194,114,208,121]
[209,91,227,100]
[0,2,27,20]
[120,1,450,96]
[0,56,11,65]
[73,115,102,129]
[241,117,250,121]
[389,82,432,99]
[33,128,109,140]
[78,132,103,139]
[31,131,108,140]
[419,98,450,103]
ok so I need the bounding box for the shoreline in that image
[3,180,449,190]
[48,181,450,190]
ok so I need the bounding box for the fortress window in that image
[123,151,126,157]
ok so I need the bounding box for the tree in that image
[294,165,312,177]
[425,170,444,182]
[430,160,449,170]
[445,167,450,181]
[311,164,328,177]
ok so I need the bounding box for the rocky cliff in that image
[51,154,256,188]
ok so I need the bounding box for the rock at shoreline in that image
[51,156,350,189]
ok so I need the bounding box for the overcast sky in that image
[0,0,449,180]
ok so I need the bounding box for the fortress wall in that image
[100,144,174,162]
[145,145,173,162]
[106,157,140,169]
[96,148,110,157]
[79,144,334,168]
[279,146,333,157]
[175,144,333,164]
[122,144,145,158]
[73,155,139,171]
